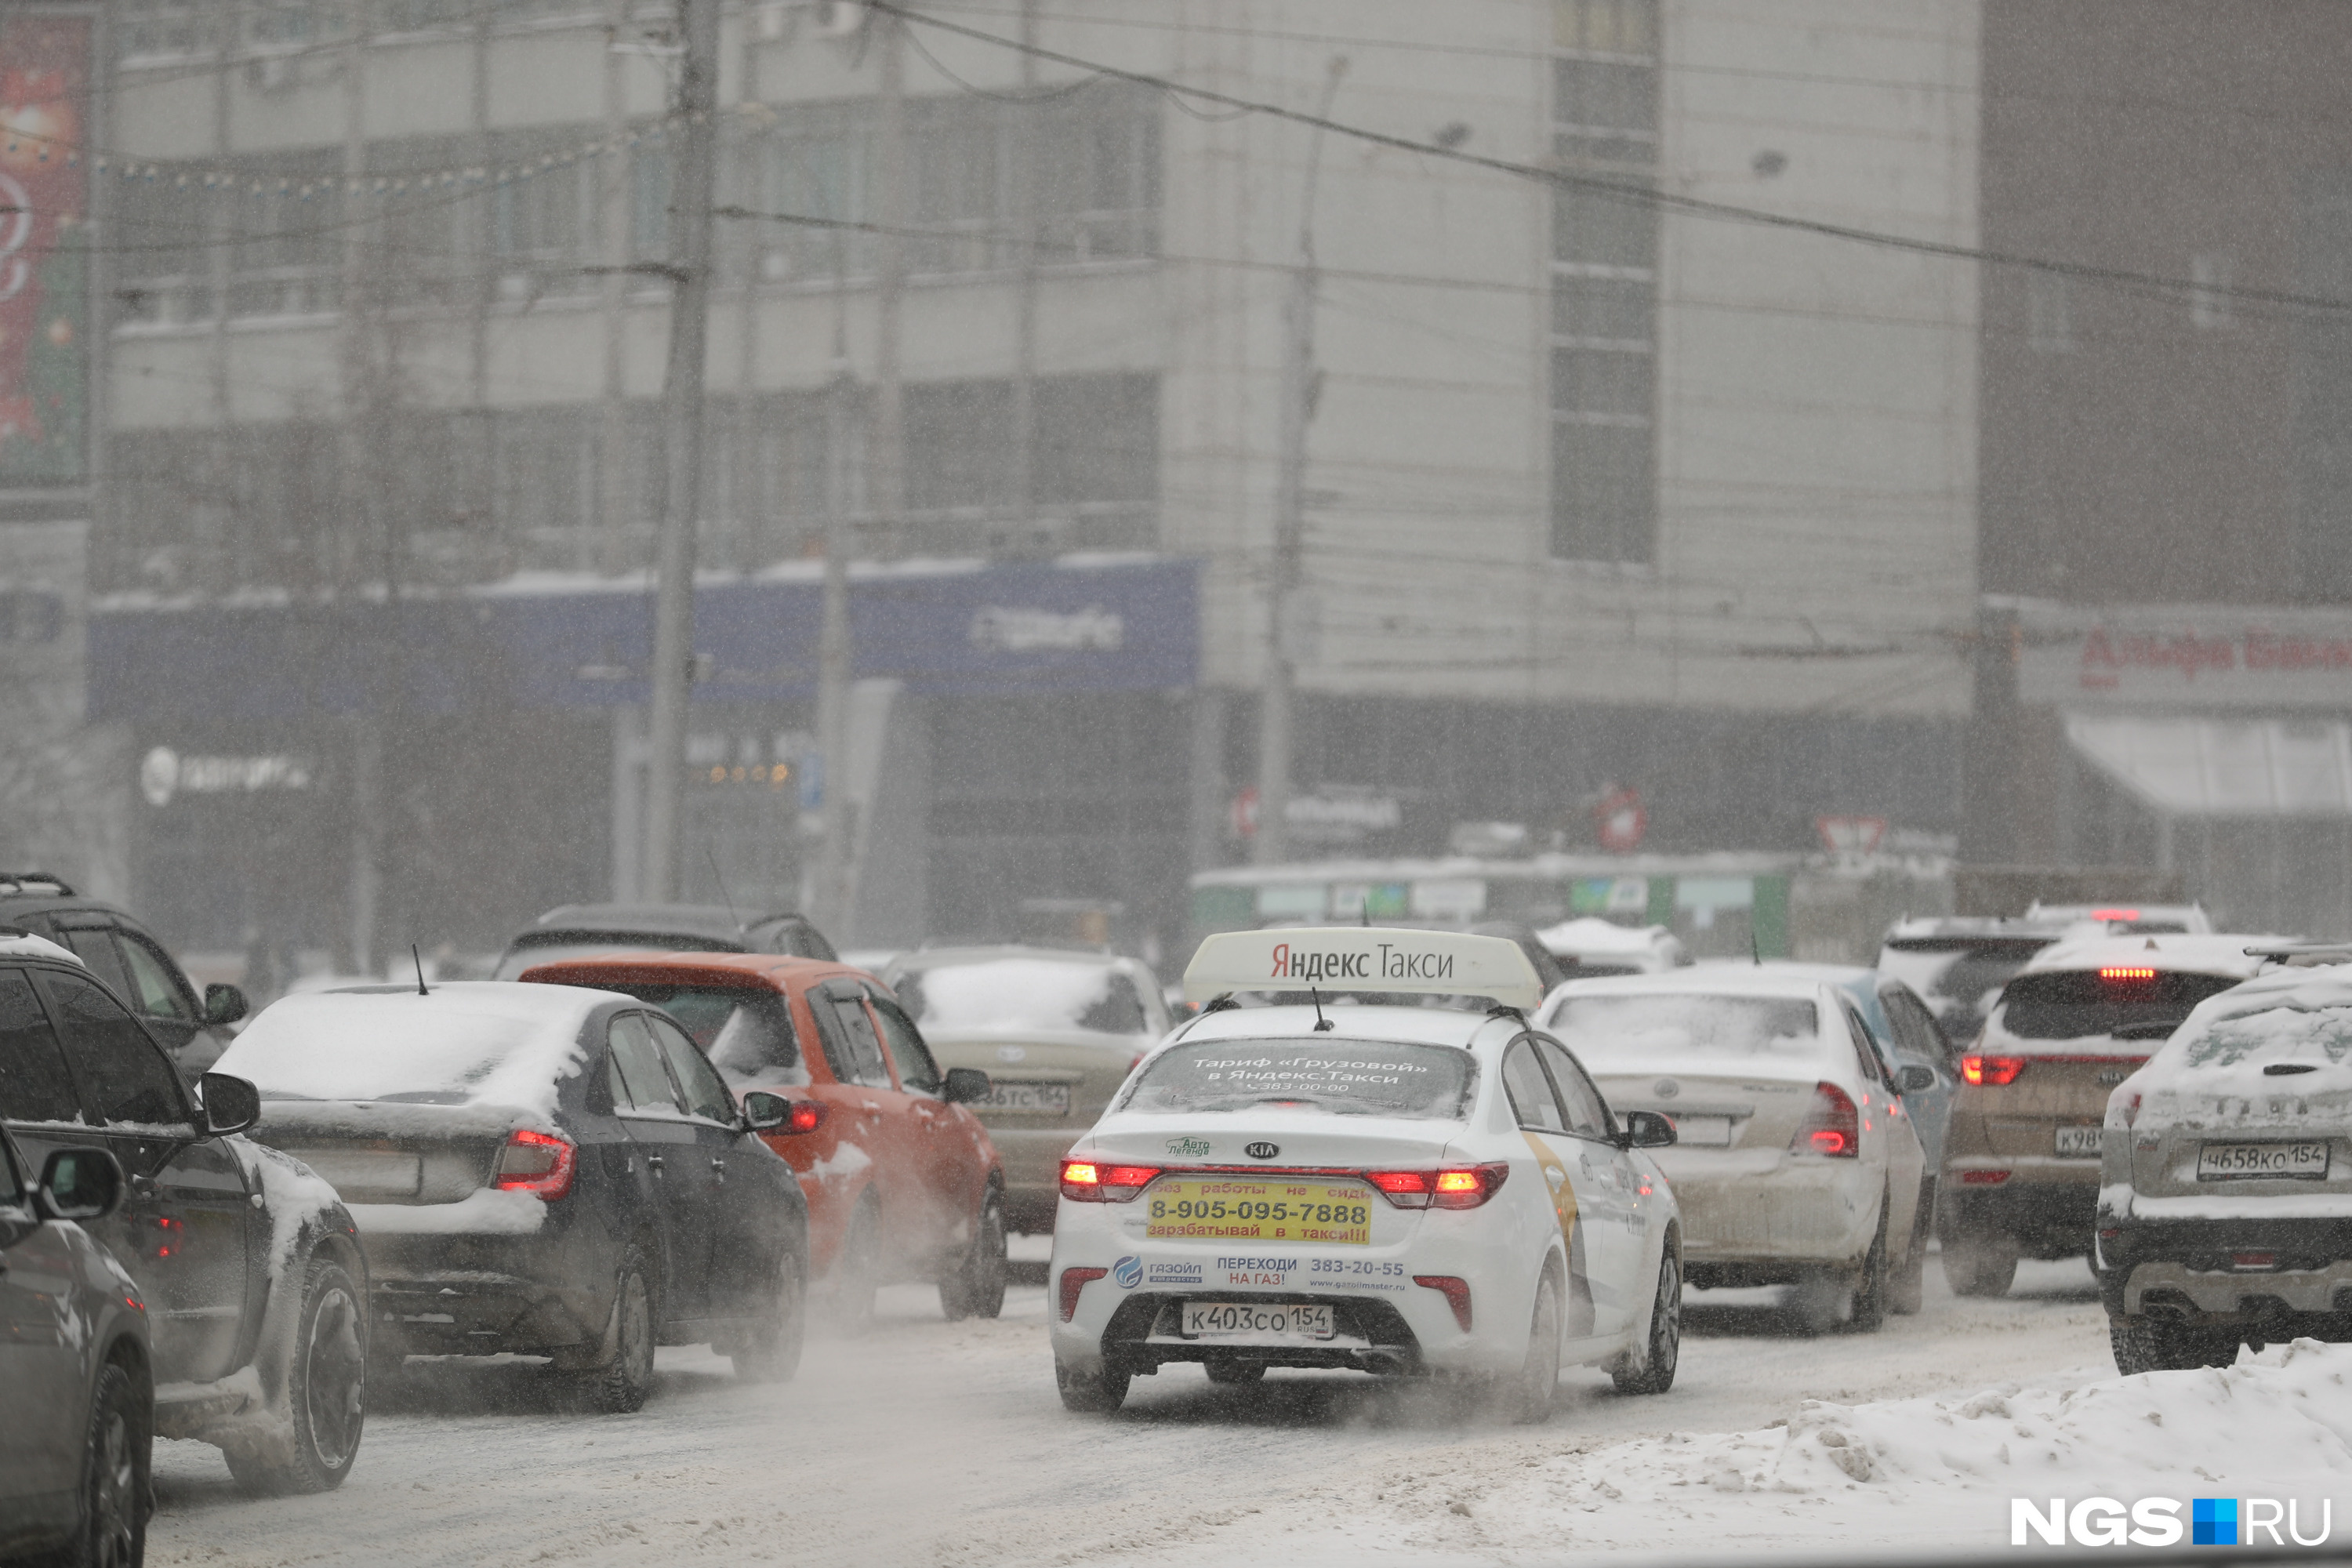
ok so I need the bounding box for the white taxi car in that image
[1047,928,1683,1419]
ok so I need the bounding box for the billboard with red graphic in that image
[0,13,87,489]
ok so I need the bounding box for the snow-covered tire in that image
[1612,1239,1681,1396]
[1942,1234,2018,1298]
[69,1358,147,1568]
[939,1193,1007,1323]
[2110,1312,2239,1375]
[1887,1180,1933,1316]
[1055,1357,1130,1414]
[1487,1268,1563,1425]
[832,1196,883,1335]
[731,1245,806,1384]
[226,1255,367,1496]
[576,1250,658,1414]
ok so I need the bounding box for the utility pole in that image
[1008,0,1040,538]
[1254,56,1347,867]
[641,0,721,903]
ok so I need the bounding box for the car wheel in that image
[1886,1179,1933,1316]
[731,1245,807,1384]
[1843,1207,1890,1334]
[1942,1233,2019,1298]
[1490,1269,1563,1425]
[226,1255,367,1496]
[1055,1356,1131,1414]
[577,1250,658,1414]
[833,1196,883,1335]
[2110,1312,2241,1375]
[1204,1358,1266,1386]
[1611,1240,1681,1396]
[939,1193,1008,1323]
[71,1359,147,1568]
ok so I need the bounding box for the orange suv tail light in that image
[1960,1054,2027,1087]
[1792,1082,1860,1157]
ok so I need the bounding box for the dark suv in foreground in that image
[0,872,248,1078]
[0,932,369,1496]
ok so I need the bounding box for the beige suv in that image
[1939,934,2270,1296]
[882,946,1169,1233]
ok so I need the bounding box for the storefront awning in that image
[2065,713,2352,818]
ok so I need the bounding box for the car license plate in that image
[1181,1301,1335,1340]
[1667,1114,1732,1147]
[2053,1125,2103,1158]
[1144,1177,1372,1245]
[2198,1142,2331,1181]
[978,1080,1070,1115]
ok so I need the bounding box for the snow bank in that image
[1239,1340,2352,1563]
[216,982,601,1117]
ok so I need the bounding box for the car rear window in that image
[495,933,738,980]
[2177,1007,2352,1069]
[1546,993,1822,1062]
[1120,1039,1475,1120]
[599,983,806,1088]
[1996,969,2246,1041]
[895,959,1148,1036]
[217,991,591,1113]
[1877,937,2054,1005]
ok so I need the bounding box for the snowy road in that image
[147,1253,2114,1566]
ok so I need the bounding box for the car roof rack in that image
[2244,941,2352,967]
[0,871,74,896]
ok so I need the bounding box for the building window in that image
[2191,252,2234,330]
[1550,0,1658,565]
[2027,270,2073,353]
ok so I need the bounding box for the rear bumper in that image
[1939,1161,2100,1256]
[1652,1150,1878,1269]
[2100,1215,2352,1322]
[360,1230,610,1358]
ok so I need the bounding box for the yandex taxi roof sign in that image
[1182,927,1546,1010]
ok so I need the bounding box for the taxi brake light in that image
[1961,1054,2027,1087]
[1432,1163,1510,1210]
[1058,1266,1107,1321]
[2090,909,2141,923]
[492,1129,576,1200]
[1958,1168,2010,1185]
[1413,1275,1474,1331]
[2100,966,2158,983]
[1060,1160,1160,1203]
[1792,1082,1859,1158]
[1366,1170,1434,1208]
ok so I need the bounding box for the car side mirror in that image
[942,1067,992,1105]
[34,1147,123,1222]
[1618,1110,1677,1149]
[203,982,249,1027]
[741,1091,792,1132]
[1896,1064,1936,1094]
[198,1072,261,1137]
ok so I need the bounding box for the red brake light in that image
[492,1129,576,1200]
[1793,1082,1860,1158]
[1060,1160,1160,1202]
[1958,1168,2010,1185]
[1432,1163,1509,1209]
[1413,1274,1473,1330]
[2100,966,2157,983]
[2090,909,2140,923]
[787,1100,824,1134]
[1961,1054,2027,1087]
[1058,1266,1107,1321]
[2111,1086,2143,1129]
[1367,1170,1433,1207]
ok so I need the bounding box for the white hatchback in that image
[1047,928,1683,1419]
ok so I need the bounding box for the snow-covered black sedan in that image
[218,981,810,1412]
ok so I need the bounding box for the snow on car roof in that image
[0,930,78,964]
[215,981,619,1120]
[1532,916,1679,956]
[2168,960,2352,1026]
[2021,932,2279,979]
[1546,967,1831,1001]
[1176,1003,1511,1051]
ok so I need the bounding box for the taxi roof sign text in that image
[1183,927,1547,1010]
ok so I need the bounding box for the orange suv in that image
[524,953,1007,1323]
